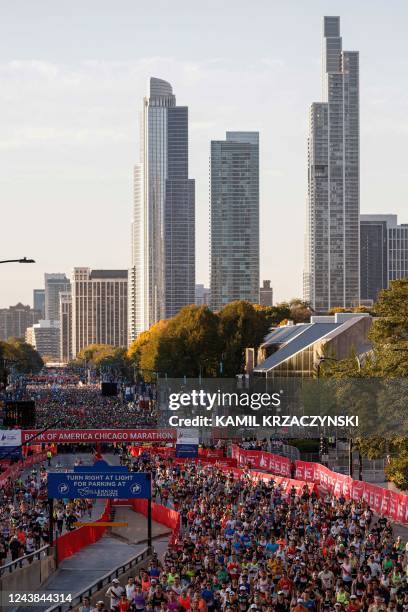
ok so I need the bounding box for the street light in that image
[315,355,362,478]
[0,257,35,264]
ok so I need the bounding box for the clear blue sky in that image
[1,0,407,307]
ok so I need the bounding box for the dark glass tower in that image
[210,132,260,311]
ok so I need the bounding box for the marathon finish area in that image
[22,428,176,444]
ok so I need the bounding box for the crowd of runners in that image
[0,461,95,568]
[2,378,158,430]
[95,451,408,612]
[1,374,408,609]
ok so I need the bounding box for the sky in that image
[1,0,408,308]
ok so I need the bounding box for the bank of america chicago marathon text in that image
[168,414,359,427]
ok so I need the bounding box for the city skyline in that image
[1,1,408,307]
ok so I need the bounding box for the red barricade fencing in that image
[56,501,112,563]
[295,459,408,524]
[173,457,237,467]
[198,448,225,458]
[0,452,47,486]
[112,499,180,547]
[130,446,175,458]
[220,465,316,496]
[231,445,291,477]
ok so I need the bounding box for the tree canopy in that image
[127,299,305,379]
[0,338,44,374]
[70,344,131,377]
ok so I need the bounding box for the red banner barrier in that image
[295,459,408,524]
[198,448,225,458]
[219,465,316,496]
[22,429,176,444]
[130,446,176,458]
[56,501,111,563]
[112,499,180,547]
[231,445,291,477]
[173,457,237,467]
[0,452,47,486]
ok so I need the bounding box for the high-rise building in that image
[260,280,273,307]
[0,303,42,341]
[195,284,211,306]
[128,77,195,344]
[59,291,72,363]
[210,132,259,311]
[44,273,70,322]
[33,289,45,318]
[304,17,360,312]
[71,268,128,357]
[25,319,60,361]
[360,214,408,303]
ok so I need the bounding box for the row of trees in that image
[319,279,408,489]
[127,298,311,379]
[66,298,311,381]
[0,338,44,385]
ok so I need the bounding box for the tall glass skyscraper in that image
[128,78,195,342]
[210,132,259,311]
[304,17,360,312]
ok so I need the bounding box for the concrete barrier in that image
[0,553,55,593]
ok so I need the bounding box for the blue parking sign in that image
[47,461,151,500]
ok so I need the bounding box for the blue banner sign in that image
[47,461,151,500]
[175,443,198,458]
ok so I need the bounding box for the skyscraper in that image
[71,268,128,357]
[360,214,408,303]
[59,291,72,363]
[210,132,259,311]
[0,303,42,341]
[195,284,211,306]
[44,273,71,322]
[128,78,195,343]
[33,289,45,318]
[25,320,60,361]
[304,17,360,312]
[259,280,273,307]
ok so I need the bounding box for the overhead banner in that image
[22,428,176,444]
[47,461,152,500]
[0,429,22,459]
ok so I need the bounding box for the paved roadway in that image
[12,453,170,612]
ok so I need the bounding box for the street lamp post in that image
[0,257,35,264]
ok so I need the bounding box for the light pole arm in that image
[0,257,35,264]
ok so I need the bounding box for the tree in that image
[253,303,291,327]
[128,320,169,372]
[369,279,408,377]
[71,344,131,377]
[2,338,43,373]
[289,298,312,323]
[218,301,268,376]
[133,306,221,379]
[385,452,408,491]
